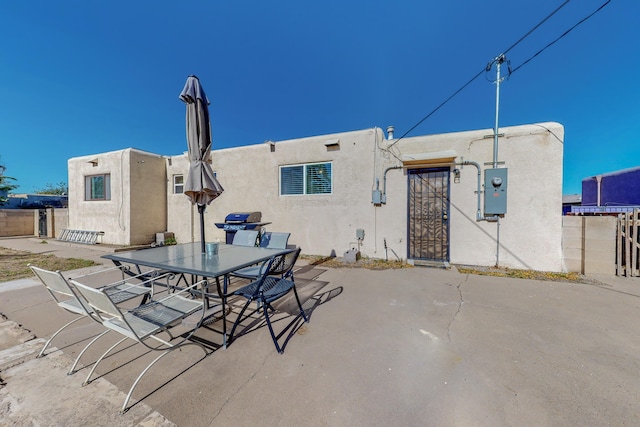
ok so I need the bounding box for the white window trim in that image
[84,173,111,201]
[173,174,184,194]
[279,162,333,196]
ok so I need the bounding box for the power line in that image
[389,0,609,147]
[502,0,571,57]
[510,0,612,75]
[388,68,485,146]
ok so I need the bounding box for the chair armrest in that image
[69,264,134,280]
[98,270,172,299]
[155,279,208,304]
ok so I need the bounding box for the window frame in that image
[173,174,184,194]
[279,162,333,196]
[84,173,111,201]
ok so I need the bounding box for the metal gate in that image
[617,208,640,277]
[38,209,47,237]
[407,168,450,261]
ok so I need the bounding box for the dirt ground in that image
[0,247,97,282]
[1,244,594,285]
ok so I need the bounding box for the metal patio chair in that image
[68,275,210,413]
[230,232,292,280]
[231,229,260,247]
[228,248,308,353]
[29,264,153,374]
[259,232,290,249]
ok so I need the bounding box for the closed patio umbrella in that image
[179,75,224,253]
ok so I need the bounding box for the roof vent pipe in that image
[386,126,395,140]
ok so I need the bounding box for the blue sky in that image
[0,0,637,195]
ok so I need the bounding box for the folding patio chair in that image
[229,248,308,353]
[230,232,292,280]
[231,229,259,247]
[29,264,153,374]
[68,275,210,413]
[259,232,291,249]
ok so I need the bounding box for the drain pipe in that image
[455,160,484,221]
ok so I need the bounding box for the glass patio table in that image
[103,242,292,348]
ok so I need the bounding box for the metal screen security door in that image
[407,168,450,261]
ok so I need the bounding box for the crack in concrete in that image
[207,351,273,424]
[446,274,467,342]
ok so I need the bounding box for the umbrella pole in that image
[198,204,206,253]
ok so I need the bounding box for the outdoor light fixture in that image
[453,168,461,184]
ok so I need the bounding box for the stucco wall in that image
[0,209,36,237]
[68,149,166,245]
[167,128,387,252]
[128,150,167,245]
[380,123,564,271]
[165,122,565,271]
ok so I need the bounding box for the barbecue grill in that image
[214,212,271,244]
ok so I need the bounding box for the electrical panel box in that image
[484,168,508,215]
[356,228,365,240]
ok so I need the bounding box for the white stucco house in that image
[67,122,564,271]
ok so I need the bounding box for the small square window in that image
[84,174,111,201]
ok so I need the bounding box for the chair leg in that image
[67,330,110,375]
[120,342,208,414]
[228,298,255,345]
[263,302,283,354]
[37,316,86,358]
[263,287,308,354]
[292,285,309,322]
[83,337,128,386]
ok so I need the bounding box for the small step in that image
[412,260,451,269]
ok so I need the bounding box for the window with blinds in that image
[280,162,332,195]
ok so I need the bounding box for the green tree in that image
[34,181,68,195]
[0,160,19,205]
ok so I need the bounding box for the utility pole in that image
[493,54,506,169]
[489,53,507,267]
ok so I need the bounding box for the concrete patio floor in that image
[1,237,639,426]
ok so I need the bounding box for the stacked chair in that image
[30,264,211,413]
[29,264,153,370]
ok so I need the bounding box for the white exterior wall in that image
[163,122,564,272]
[383,123,564,271]
[167,128,382,249]
[66,122,563,270]
[129,150,167,244]
[68,148,166,246]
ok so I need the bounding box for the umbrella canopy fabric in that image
[179,75,224,206]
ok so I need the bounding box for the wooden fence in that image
[617,209,640,277]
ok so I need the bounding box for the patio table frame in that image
[102,242,292,348]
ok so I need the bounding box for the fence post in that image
[625,212,631,277]
[617,214,622,276]
[634,209,639,277]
